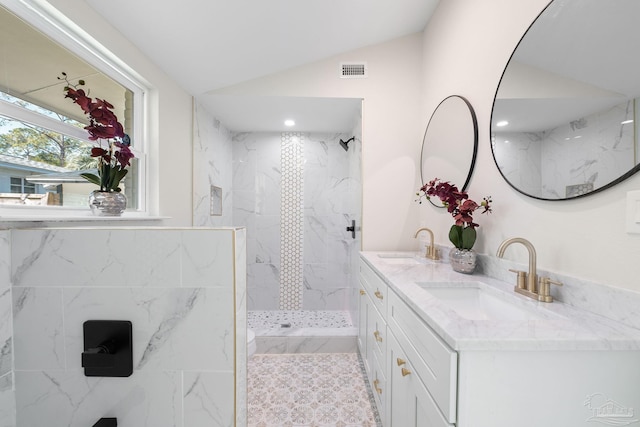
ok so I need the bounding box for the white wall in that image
[31,0,640,293]
[213,0,640,293]
[45,0,195,226]
[212,33,424,251]
[418,0,640,292]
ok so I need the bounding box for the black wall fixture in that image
[346,219,356,239]
[93,418,117,427]
[82,320,133,377]
[339,136,355,152]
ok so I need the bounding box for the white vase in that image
[89,190,127,216]
[449,248,476,274]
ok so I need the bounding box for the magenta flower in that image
[60,72,134,192]
[114,144,134,167]
[417,178,493,249]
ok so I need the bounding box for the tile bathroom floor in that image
[247,353,381,427]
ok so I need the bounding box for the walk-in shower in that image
[232,127,362,353]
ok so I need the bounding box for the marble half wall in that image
[0,230,14,427]
[7,227,246,427]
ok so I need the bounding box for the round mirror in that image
[491,0,640,200]
[420,95,478,197]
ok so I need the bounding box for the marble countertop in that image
[361,251,640,351]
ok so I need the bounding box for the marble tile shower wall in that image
[0,230,14,427]
[347,114,363,319]
[232,131,361,311]
[1,227,246,427]
[304,132,361,311]
[192,101,234,226]
[233,132,283,310]
[493,100,634,198]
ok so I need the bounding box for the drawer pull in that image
[360,289,366,296]
[373,331,383,342]
[401,368,412,377]
[373,379,382,394]
[374,290,384,300]
[396,358,406,366]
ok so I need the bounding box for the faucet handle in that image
[427,246,440,260]
[538,277,563,302]
[508,269,527,289]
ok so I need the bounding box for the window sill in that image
[0,206,168,223]
[0,214,168,223]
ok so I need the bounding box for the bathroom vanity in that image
[358,252,640,427]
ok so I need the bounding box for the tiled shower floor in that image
[247,353,381,426]
[248,310,354,329]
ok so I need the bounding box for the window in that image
[0,3,147,213]
[10,177,36,194]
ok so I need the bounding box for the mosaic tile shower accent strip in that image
[280,132,304,310]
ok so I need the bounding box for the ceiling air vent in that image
[340,62,367,79]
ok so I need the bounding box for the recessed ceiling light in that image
[284,119,295,127]
[621,119,634,125]
[496,120,509,127]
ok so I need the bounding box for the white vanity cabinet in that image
[358,259,389,421]
[359,260,456,426]
[359,254,640,427]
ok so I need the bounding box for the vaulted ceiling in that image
[85,0,441,95]
[1,1,441,133]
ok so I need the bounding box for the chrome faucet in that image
[414,227,439,260]
[496,237,562,302]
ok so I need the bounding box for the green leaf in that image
[100,163,111,190]
[448,225,462,249]
[80,173,101,186]
[104,167,128,192]
[461,227,477,250]
[113,168,128,186]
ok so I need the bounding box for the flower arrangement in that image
[417,178,492,250]
[59,72,134,192]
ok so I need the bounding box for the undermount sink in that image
[417,282,556,321]
[377,253,422,264]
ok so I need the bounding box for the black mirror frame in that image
[489,0,640,202]
[420,94,479,207]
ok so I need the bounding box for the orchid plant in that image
[417,178,492,250]
[60,72,134,192]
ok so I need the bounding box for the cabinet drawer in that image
[410,359,454,427]
[367,297,387,368]
[370,350,387,420]
[357,285,369,365]
[387,290,458,423]
[388,331,454,427]
[360,260,387,314]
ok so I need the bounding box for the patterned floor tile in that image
[248,353,380,427]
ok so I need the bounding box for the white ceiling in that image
[86,0,440,96]
[199,95,362,132]
[83,0,440,132]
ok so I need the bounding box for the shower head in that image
[340,137,355,152]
